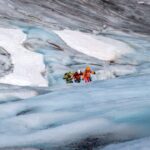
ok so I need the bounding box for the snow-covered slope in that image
[54,30,134,61]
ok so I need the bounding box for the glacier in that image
[0,0,150,150]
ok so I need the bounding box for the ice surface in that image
[101,137,150,150]
[0,74,149,149]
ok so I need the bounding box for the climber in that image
[73,70,83,83]
[63,72,74,83]
[82,66,96,83]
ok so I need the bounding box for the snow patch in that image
[0,28,48,87]
[54,30,134,61]
[137,0,150,5]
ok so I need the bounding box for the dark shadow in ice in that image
[16,108,37,116]
[34,133,138,150]
[0,98,20,104]
[0,148,41,150]
[68,134,131,150]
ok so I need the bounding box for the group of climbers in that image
[63,66,96,84]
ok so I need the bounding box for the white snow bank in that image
[54,30,134,61]
[0,28,48,87]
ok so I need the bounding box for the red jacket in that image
[73,72,83,80]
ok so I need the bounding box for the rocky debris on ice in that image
[0,47,13,77]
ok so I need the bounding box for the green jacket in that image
[63,72,74,83]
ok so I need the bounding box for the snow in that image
[54,30,134,61]
[137,0,150,5]
[0,28,48,87]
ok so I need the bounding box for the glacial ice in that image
[101,137,150,150]
[0,25,149,149]
[0,0,149,149]
[0,74,149,149]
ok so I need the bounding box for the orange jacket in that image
[82,70,95,80]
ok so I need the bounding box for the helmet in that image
[77,70,81,74]
[86,66,91,71]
